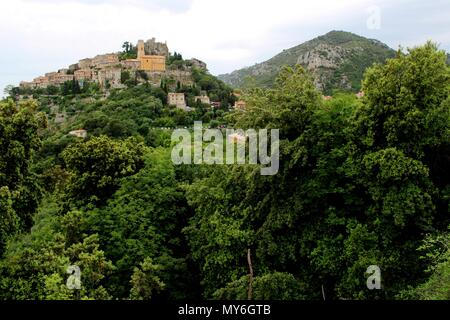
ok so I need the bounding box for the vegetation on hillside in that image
[0,42,449,300]
[219,30,395,94]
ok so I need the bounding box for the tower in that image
[137,40,145,59]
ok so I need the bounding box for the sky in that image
[0,0,449,96]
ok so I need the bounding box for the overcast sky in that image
[1,0,449,95]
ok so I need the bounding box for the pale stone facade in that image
[195,95,210,104]
[69,129,87,138]
[140,55,166,72]
[137,40,166,72]
[51,74,74,85]
[121,59,141,70]
[33,76,50,88]
[144,37,169,57]
[234,100,246,110]
[168,93,187,109]
[92,54,119,68]
[97,66,122,88]
[19,81,34,89]
[166,70,194,86]
[78,58,93,69]
[74,69,92,81]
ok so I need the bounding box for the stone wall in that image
[144,37,169,57]
[168,92,186,109]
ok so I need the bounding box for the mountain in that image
[218,30,396,94]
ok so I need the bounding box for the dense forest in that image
[0,42,449,300]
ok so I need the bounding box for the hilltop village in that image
[19,38,241,111]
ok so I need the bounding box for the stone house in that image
[195,95,210,105]
[168,93,187,109]
[74,69,92,81]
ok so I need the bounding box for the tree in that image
[129,258,165,300]
[3,85,14,97]
[46,85,59,95]
[213,272,307,300]
[61,136,145,207]
[400,232,450,299]
[79,148,196,299]
[122,41,131,53]
[121,71,130,83]
[0,202,114,300]
[185,43,450,299]
[0,100,46,250]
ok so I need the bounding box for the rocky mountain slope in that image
[218,30,396,94]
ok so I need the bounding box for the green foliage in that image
[0,198,114,299]
[46,85,59,95]
[191,68,236,108]
[0,187,20,252]
[219,30,395,93]
[62,136,145,207]
[399,232,450,299]
[82,148,195,299]
[167,52,183,66]
[61,80,81,96]
[356,41,449,159]
[0,100,46,251]
[0,42,448,301]
[213,272,307,300]
[119,41,137,60]
[121,71,131,83]
[129,257,165,300]
[186,43,450,299]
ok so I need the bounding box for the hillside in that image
[1,40,450,301]
[218,30,396,94]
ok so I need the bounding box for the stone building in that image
[140,55,166,72]
[234,100,246,110]
[19,81,34,89]
[144,37,169,57]
[168,93,187,109]
[92,54,119,68]
[33,76,50,88]
[52,74,74,85]
[166,70,193,86]
[19,37,175,91]
[195,95,210,104]
[121,59,141,70]
[137,40,166,72]
[211,101,221,109]
[74,69,92,81]
[97,66,122,88]
[69,63,79,72]
[69,129,87,138]
[78,58,93,69]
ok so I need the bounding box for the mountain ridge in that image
[218,30,396,94]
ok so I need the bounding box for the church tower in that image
[137,40,145,59]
